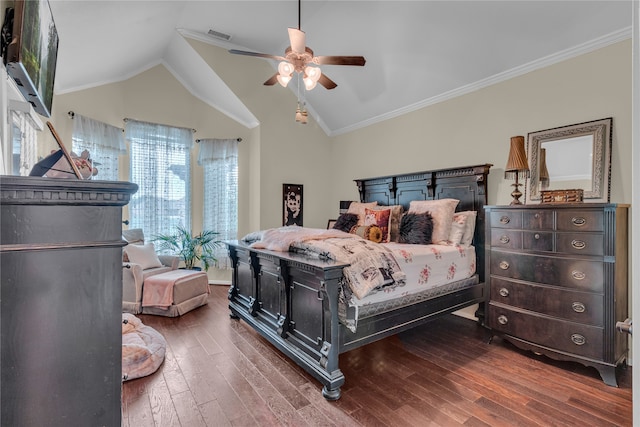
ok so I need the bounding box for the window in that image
[71,114,125,181]
[9,109,39,176]
[125,120,193,240]
[198,138,239,269]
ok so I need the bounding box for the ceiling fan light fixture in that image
[303,77,317,90]
[277,61,294,87]
[277,74,292,87]
[303,66,321,90]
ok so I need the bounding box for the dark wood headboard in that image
[354,164,492,281]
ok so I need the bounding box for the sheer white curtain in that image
[198,138,238,269]
[10,110,38,176]
[72,114,125,181]
[125,119,193,240]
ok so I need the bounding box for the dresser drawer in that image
[557,210,603,232]
[523,210,554,230]
[556,233,604,256]
[522,231,553,252]
[490,251,603,292]
[490,210,522,229]
[490,278,604,325]
[488,304,604,360]
[490,229,522,250]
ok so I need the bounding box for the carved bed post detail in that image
[356,180,365,202]
[426,173,435,199]
[227,246,240,318]
[276,259,290,337]
[388,177,397,200]
[319,277,344,400]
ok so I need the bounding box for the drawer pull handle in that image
[499,288,509,297]
[572,217,586,227]
[499,216,511,224]
[534,233,540,240]
[497,315,508,325]
[499,235,510,244]
[571,240,586,250]
[571,270,586,280]
[572,302,586,313]
[534,213,540,219]
[571,334,586,346]
[499,261,510,270]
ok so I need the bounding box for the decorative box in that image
[540,189,584,204]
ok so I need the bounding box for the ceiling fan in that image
[228,0,365,90]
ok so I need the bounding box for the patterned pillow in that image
[364,207,392,243]
[371,205,403,242]
[350,225,383,243]
[399,212,434,244]
[448,213,468,245]
[408,199,460,244]
[347,201,378,226]
[333,213,359,232]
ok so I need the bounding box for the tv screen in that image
[3,0,59,117]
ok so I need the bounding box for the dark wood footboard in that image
[227,242,349,399]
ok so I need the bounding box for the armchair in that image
[122,229,179,314]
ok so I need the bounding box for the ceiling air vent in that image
[207,29,232,41]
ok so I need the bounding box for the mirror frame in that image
[525,117,612,204]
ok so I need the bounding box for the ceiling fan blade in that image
[288,27,306,54]
[228,49,285,61]
[318,74,337,90]
[313,56,366,66]
[263,73,279,86]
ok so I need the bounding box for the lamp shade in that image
[504,135,530,178]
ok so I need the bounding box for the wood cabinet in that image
[484,204,629,386]
[0,176,137,426]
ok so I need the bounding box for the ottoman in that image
[141,269,210,317]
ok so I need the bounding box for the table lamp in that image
[504,135,530,205]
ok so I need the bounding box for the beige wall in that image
[329,40,632,209]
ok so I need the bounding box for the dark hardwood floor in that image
[122,285,632,426]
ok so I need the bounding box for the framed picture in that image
[327,219,337,229]
[283,184,303,226]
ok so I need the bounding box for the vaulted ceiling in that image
[48,1,632,136]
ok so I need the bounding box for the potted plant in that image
[153,226,222,271]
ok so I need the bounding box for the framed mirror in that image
[525,117,612,204]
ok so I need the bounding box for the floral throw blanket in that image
[244,226,405,300]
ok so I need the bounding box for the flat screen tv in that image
[2,0,59,117]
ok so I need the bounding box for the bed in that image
[226,163,492,400]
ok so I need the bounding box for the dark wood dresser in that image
[0,176,137,426]
[484,204,629,386]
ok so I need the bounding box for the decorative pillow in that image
[371,205,403,242]
[122,228,145,245]
[364,207,392,243]
[123,243,163,270]
[350,225,383,243]
[408,199,460,244]
[458,211,478,246]
[448,213,468,245]
[399,212,434,244]
[332,213,359,233]
[347,201,378,226]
